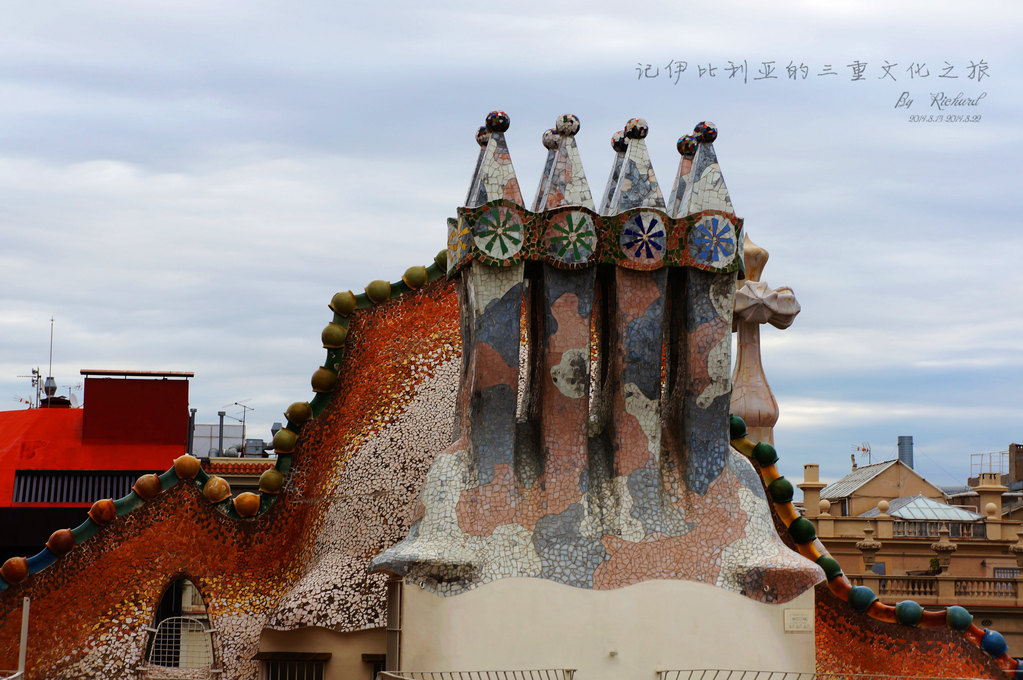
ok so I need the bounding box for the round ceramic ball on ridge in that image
[946,605,973,631]
[402,265,428,289]
[476,126,491,147]
[555,113,580,136]
[311,366,338,393]
[173,454,201,480]
[624,118,648,139]
[284,401,312,424]
[260,467,286,495]
[611,130,627,153]
[88,498,117,525]
[46,528,75,556]
[321,322,348,349]
[486,110,510,133]
[133,473,161,500]
[273,428,298,453]
[365,280,391,304]
[1,557,28,585]
[694,121,718,143]
[203,476,231,503]
[677,134,698,157]
[542,129,560,150]
[328,291,357,316]
[234,492,261,518]
[981,629,1008,657]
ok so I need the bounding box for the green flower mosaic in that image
[547,211,596,264]
[474,207,523,259]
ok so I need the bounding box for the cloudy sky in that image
[1,1,1019,488]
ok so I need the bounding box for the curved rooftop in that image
[860,494,983,521]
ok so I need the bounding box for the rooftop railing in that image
[379,670,575,680]
[658,670,992,680]
[848,573,1021,606]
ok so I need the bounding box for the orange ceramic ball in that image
[89,498,117,524]
[234,492,261,518]
[46,528,75,556]
[133,473,162,500]
[203,476,231,503]
[1,557,28,584]
[173,454,201,479]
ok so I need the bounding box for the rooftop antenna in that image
[43,317,57,399]
[852,442,872,465]
[16,368,41,408]
[221,399,254,446]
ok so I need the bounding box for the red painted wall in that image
[82,378,188,445]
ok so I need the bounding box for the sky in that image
[0,1,1020,489]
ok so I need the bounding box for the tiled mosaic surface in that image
[448,202,743,273]
[816,583,1004,678]
[0,278,463,679]
[1,112,1004,680]
[372,114,822,604]
[729,416,1016,677]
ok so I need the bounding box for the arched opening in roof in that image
[142,577,217,678]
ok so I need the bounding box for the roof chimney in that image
[898,435,914,469]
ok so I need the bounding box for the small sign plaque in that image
[784,608,814,632]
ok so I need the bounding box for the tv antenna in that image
[221,399,254,444]
[16,368,41,408]
[43,317,57,400]
[852,442,872,465]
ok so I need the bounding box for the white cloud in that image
[0,0,1019,461]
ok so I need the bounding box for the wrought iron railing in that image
[140,616,218,679]
[658,671,992,680]
[379,670,575,680]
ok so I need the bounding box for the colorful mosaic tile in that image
[447,201,744,273]
[372,114,823,606]
[1,111,1010,680]
[0,275,462,679]
[599,130,627,215]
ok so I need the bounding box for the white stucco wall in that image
[401,578,816,680]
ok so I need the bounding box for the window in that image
[255,653,331,680]
[13,469,153,503]
[363,653,386,680]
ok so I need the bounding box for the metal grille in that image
[658,671,991,680]
[12,469,151,503]
[142,616,215,679]
[262,660,326,680]
[379,671,575,680]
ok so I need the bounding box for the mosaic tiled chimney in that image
[371,112,823,603]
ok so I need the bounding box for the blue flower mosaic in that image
[474,207,523,259]
[689,215,736,266]
[547,211,596,264]
[619,212,665,264]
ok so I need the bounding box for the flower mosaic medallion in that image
[447,215,473,270]
[546,210,596,265]
[619,211,666,266]
[689,215,737,267]
[474,206,524,260]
